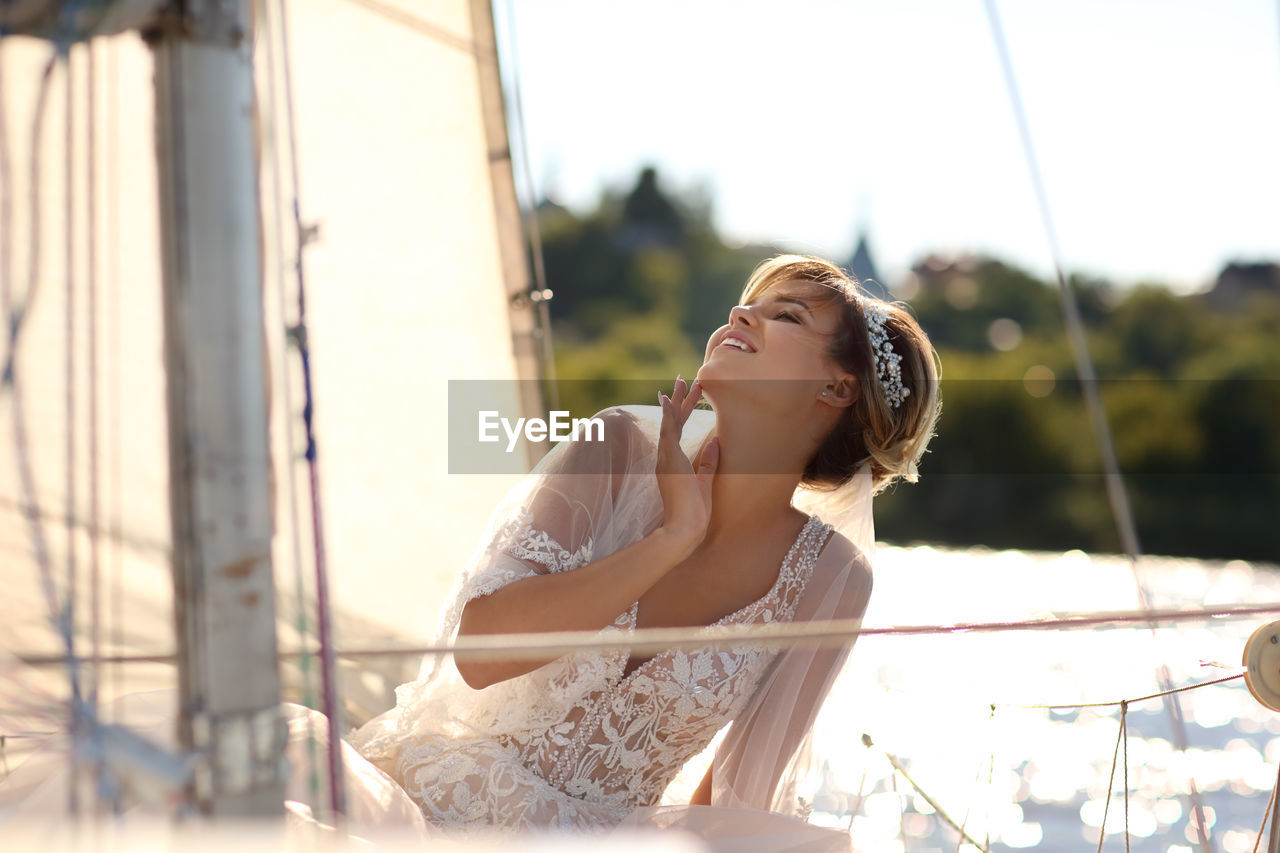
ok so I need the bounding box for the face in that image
[696,279,852,405]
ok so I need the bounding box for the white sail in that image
[0,0,543,777]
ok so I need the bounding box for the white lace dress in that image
[346,406,874,851]
[353,512,833,830]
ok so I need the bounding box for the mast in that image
[147,0,284,816]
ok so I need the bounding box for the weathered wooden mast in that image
[148,0,284,817]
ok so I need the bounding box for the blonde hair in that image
[740,254,942,493]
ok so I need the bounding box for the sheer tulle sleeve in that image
[348,406,670,762]
[710,531,874,815]
[444,406,662,628]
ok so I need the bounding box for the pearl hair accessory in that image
[858,297,910,409]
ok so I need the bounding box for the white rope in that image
[16,601,1280,667]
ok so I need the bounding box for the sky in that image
[498,0,1280,293]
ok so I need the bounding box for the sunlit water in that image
[4,543,1278,853]
[780,544,1280,852]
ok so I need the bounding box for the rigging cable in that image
[6,49,70,667]
[259,0,322,810]
[1254,766,1278,853]
[984,706,995,853]
[846,760,869,832]
[980,2,1213,849]
[1093,702,1129,853]
[102,34,123,727]
[62,40,80,816]
[1124,705,1130,853]
[499,0,559,412]
[0,38,91,812]
[0,35,70,758]
[339,0,481,57]
[0,20,11,387]
[865,733,990,852]
[84,35,109,810]
[866,667,1255,852]
[891,760,906,850]
[1264,15,1280,849]
[273,0,346,821]
[85,35,98,725]
[954,704,997,853]
[1,52,55,396]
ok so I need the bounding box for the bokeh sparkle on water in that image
[788,545,1280,851]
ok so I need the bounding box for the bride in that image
[340,254,941,846]
[1,254,940,851]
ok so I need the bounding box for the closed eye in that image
[774,310,801,323]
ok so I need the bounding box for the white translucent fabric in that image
[1,405,873,852]
[347,405,874,848]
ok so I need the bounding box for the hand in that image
[656,376,719,552]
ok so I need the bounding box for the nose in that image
[728,304,757,328]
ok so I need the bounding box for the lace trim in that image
[457,510,597,606]
[492,509,595,575]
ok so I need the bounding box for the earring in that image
[821,391,828,397]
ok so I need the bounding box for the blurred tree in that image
[1107,285,1207,375]
[908,258,1060,351]
[534,165,1280,561]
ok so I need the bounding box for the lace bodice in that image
[367,514,833,830]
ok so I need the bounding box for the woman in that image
[0,254,938,850]
[344,254,941,846]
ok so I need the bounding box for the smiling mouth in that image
[718,337,754,353]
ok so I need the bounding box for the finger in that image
[676,382,701,431]
[680,380,703,423]
[672,375,691,422]
[658,393,675,440]
[665,386,686,422]
[657,400,674,469]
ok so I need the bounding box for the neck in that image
[697,399,823,545]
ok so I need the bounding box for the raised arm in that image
[456,384,718,689]
[456,526,693,688]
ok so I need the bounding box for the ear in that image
[820,373,859,409]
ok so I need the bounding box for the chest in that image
[621,515,824,678]
[633,534,796,632]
